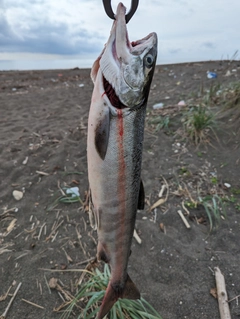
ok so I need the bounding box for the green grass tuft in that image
[61,264,163,319]
[198,194,226,232]
[182,105,217,145]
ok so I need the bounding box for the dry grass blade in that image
[0,243,14,255]
[0,282,22,319]
[21,298,44,309]
[149,176,169,212]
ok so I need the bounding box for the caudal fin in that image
[97,274,140,319]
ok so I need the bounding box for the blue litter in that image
[207,72,217,79]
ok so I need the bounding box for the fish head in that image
[92,2,158,110]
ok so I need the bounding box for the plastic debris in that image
[207,72,217,79]
[225,70,231,77]
[178,100,186,106]
[79,84,84,87]
[224,183,231,188]
[22,157,29,165]
[153,103,164,109]
[13,190,24,201]
[66,187,80,197]
[12,88,17,91]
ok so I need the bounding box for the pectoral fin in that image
[137,179,145,210]
[95,107,110,160]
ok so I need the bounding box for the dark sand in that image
[0,60,240,318]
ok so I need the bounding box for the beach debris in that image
[0,282,22,319]
[0,243,14,255]
[177,210,191,229]
[149,198,165,211]
[48,278,74,302]
[79,83,84,87]
[36,170,49,176]
[133,229,142,244]
[21,298,44,309]
[224,183,231,188]
[22,156,29,165]
[12,190,23,201]
[178,100,186,106]
[207,71,217,79]
[210,287,217,299]
[159,223,166,233]
[225,70,231,77]
[149,177,169,211]
[153,102,164,109]
[12,88,17,91]
[158,184,167,198]
[214,267,231,319]
[5,218,17,236]
[65,187,80,198]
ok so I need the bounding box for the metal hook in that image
[102,0,139,23]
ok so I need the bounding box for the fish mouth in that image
[103,76,127,109]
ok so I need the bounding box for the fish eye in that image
[144,54,154,68]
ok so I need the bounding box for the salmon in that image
[87,3,157,318]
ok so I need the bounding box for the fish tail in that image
[97,274,140,319]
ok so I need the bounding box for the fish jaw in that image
[99,2,157,108]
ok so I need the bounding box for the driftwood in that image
[0,282,22,319]
[177,210,191,229]
[214,267,231,319]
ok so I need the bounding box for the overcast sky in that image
[0,0,240,69]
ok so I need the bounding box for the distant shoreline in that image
[1,59,239,73]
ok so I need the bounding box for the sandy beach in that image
[0,60,240,318]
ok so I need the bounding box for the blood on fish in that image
[117,109,124,137]
[116,108,126,275]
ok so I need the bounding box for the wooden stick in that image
[0,282,22,318]
[215,267,231,319]
[133,229,142,244]
[21,299,44,309]
[177,210,191,229]
[228,294,240,303]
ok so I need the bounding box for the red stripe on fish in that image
[116,109,126,277]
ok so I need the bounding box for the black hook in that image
[102,0,139,23]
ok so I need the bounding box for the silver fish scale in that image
[100,107,145,209]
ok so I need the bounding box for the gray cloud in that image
[0,6,104,55]
[201,42,216,49]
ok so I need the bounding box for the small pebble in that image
[153,102,164,109]
[13,190,23,201]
